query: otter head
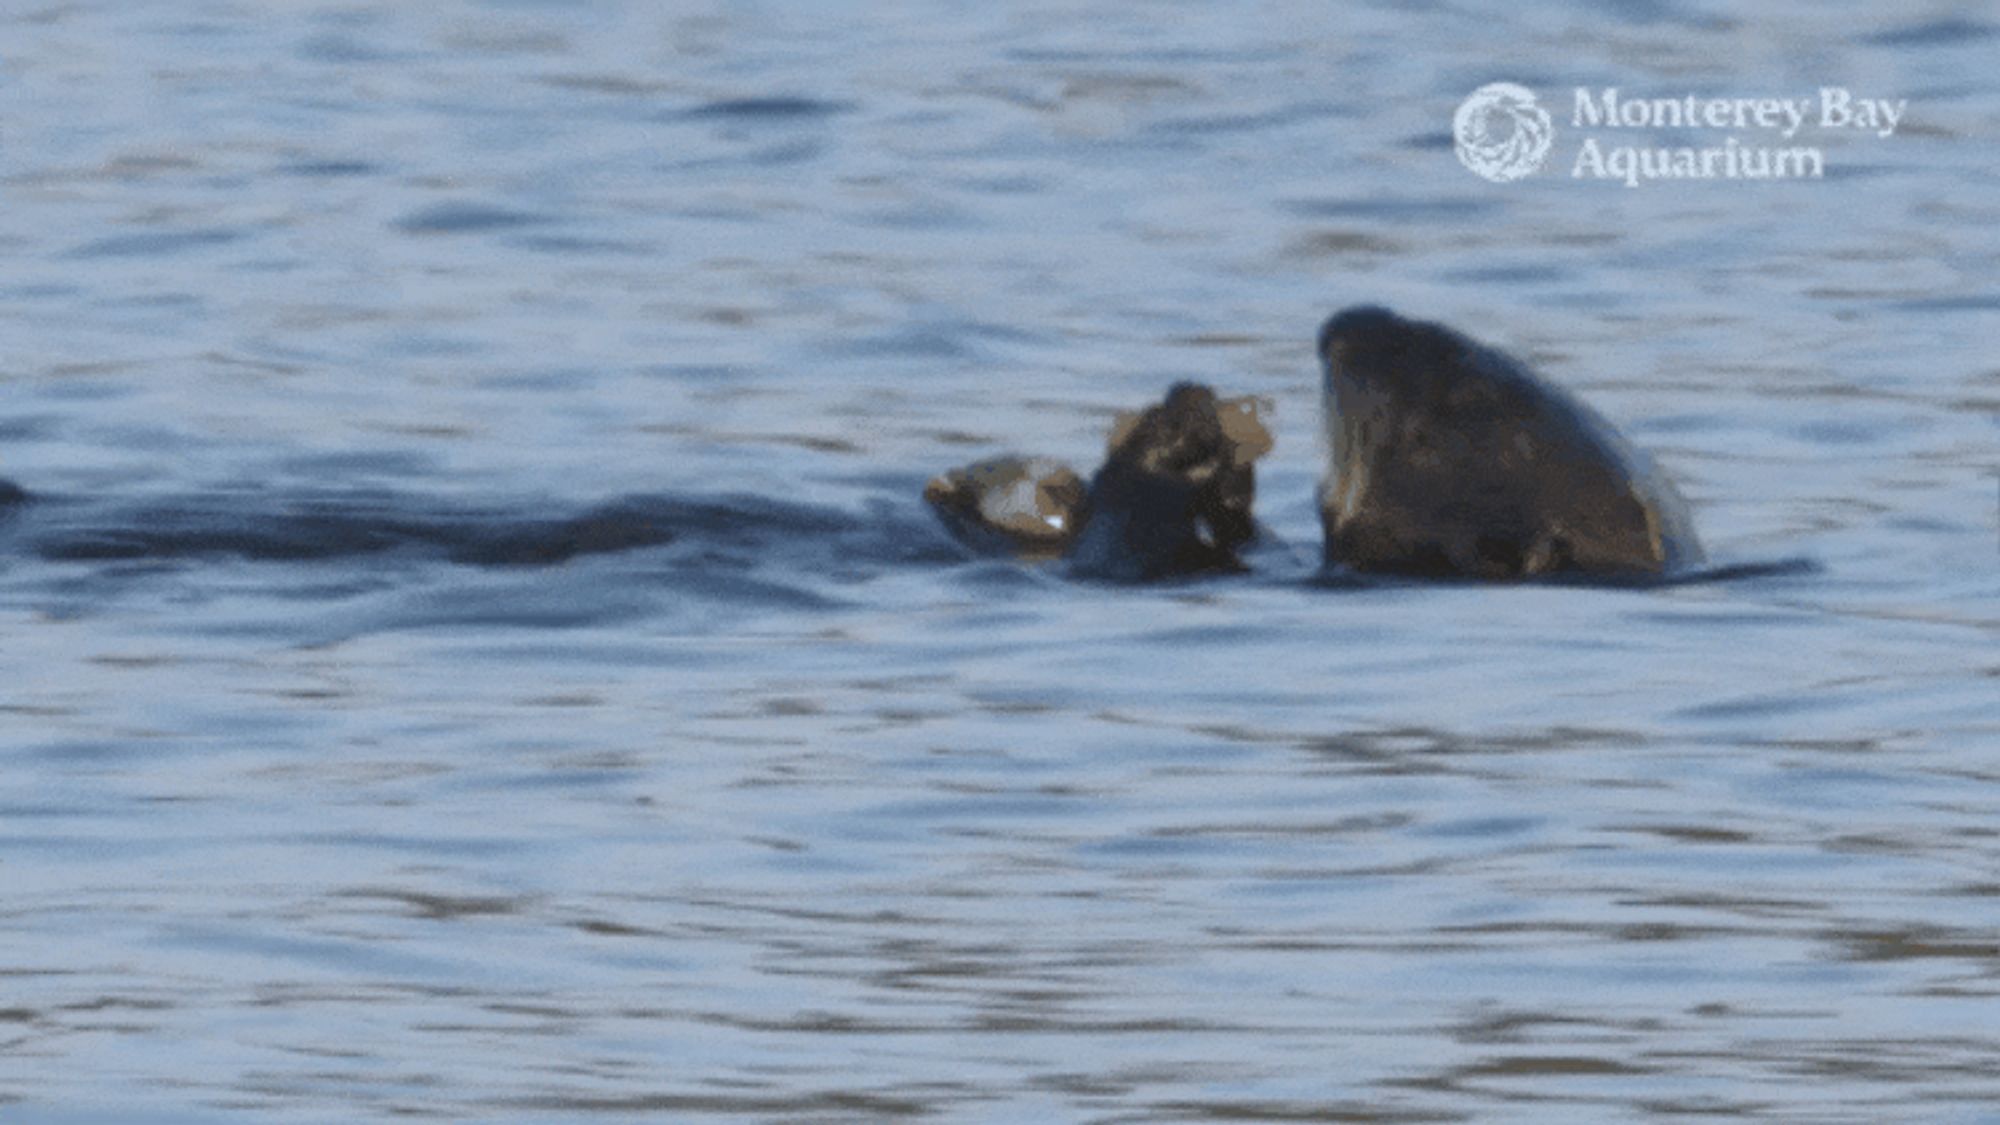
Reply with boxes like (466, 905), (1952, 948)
(1316, 305), (1474, 405)
(1106, 381), (1271, 552)
(1316, 304), (1408, 386)
(1106, 383), (1223, 476)
(1070, 382), (1272, 579)
(1106, 383), (1272, 477)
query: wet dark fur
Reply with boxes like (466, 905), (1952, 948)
(1317, 306), (1703, 581)
(1067, 382), (1261, 581)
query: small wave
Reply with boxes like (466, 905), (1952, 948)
(1304, 556), (1819, 591)
(683, 96), (851, 120)
(65, 229), (244, 258)
(393, 203), (549, 235)
(1866, 17), (1998, 47)
(277, 159), (379, 178)
(1657, 557), (1822, 585)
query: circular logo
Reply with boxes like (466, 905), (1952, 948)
(1454, 82), (1553, 182)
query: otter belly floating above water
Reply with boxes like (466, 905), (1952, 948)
(924, 383), (1273, 580)
(1316, 305), (1703, 581)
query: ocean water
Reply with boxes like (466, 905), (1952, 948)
(0, 2), (1995, 1122)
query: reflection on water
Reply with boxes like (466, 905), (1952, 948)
(0, 0), (1996, 1122)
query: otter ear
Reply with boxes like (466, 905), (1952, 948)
(1105, 408), (1141, 453)
(1216, 396), (1274, 463)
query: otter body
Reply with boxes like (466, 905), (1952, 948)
(1317, 306), (1702, 580)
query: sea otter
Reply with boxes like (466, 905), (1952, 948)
(924, 383), (1273, 579)
(1316, 305), (1703, 580)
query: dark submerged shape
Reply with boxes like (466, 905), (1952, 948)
(0, 479), (26, 509)
(923, 383), (1272, 580)
(1317, 305), (1702, 580)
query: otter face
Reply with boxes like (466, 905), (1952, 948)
(1317, 305), (1469, 403)
(1316, 304), (1406, 384)
(1316, 306), (1416, 514)
(1106, 382), (1225, 478)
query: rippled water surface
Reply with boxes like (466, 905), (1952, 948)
(1, 2), (1996, 1122)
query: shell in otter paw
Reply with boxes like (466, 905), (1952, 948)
(1316, 305), (1703, 580)
(923, 455), (1087, 560)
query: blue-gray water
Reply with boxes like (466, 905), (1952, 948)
(1, 2), (1996, 1122)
